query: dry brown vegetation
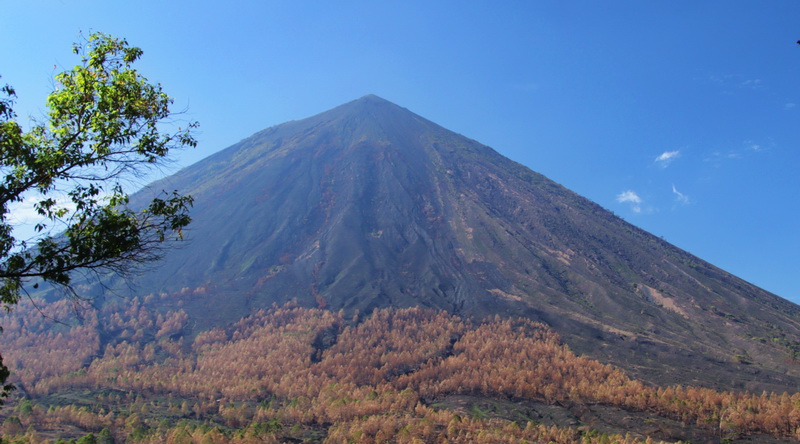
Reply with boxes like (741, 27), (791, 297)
(1, 297), (799, 443)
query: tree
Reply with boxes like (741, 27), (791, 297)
(0, 32), (198, 402)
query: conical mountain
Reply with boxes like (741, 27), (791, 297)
(123, 95), (800, 392)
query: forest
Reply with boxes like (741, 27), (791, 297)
(1, 293), (799, 443)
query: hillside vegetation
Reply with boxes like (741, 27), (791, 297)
(1, 297), (799, 443)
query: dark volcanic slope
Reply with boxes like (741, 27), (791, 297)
(124, 95), (800, 392)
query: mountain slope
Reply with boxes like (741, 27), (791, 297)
(114, 95), (800, 392)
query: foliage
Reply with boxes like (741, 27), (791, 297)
(2, 301), (800, 442)
(0, 32), (197, 403)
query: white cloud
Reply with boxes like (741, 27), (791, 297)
(7, 195), (45, 225)
(785, 102), (796, 110)
(616, 190), (642, 213)
(7, 192), (82, 241)
(671, 184), (690, 205)
(705, 140), (769, 163)
(655, 150), (680, 167)
(739, 78), (763, 89)
(706, 73), (767, 95)
(616, 190), (642, 204)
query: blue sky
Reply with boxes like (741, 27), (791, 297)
(2, 1), (799, 303)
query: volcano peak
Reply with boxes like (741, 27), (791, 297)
(111, 96), (800, 393)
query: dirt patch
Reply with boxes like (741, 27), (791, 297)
(639, 284), (689, 318)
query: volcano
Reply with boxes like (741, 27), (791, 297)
(113, 95), (800, 392)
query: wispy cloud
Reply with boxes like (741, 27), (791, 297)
(739, 78), (763, 90)
(707, 74), (765, 93)
(7, 191), (87, 241)
(655, 150), (680, 168)
(6, 195), (44, 225)
(706, 140), (767, 162)
(707, 73), (733, 85)
(616, 190), (642, 213)
(785, 102), (796, 110)
(709, 150), (741, 160)
(746, 142), (761, 152)
(671, 184), (690, 205)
